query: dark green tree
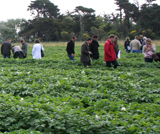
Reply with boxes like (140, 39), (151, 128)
(27, 0), (60, 19)
(140, 3), (160, 36)
(75, 6), (95, 37)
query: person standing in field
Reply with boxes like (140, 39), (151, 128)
(1, 38), (12, 58)
(12, 45), (23, 59)
(20, 39), (28, 58)
(142, 38), (156, 62)
(89, 35), (99, 61)
(66, 36), (77, 61)
(130, 36), (141, 53)
(113, 36), (119, 57)
(32, 39), (44, 59)
(81, 38), (92, 67)
(124, 37), (131, 53)
(139, 35), (144, 53)
(142, 36), (147, 50)
(104, 34), (118, 68)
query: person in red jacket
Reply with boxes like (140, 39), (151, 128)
(104, 34), (119, 68)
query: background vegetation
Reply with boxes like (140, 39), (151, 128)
(0, 0), (159, 43)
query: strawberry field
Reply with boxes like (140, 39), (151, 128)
(0, 41), (160, 134)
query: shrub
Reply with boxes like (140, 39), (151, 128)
(82, 33), (90, 40)
(142, 29), (156, 39)
(61, 31), (70, 41)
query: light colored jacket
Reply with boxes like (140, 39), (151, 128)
(142, 44), (156, 58)
(130, 39), (141, 50)
(32, 43), (44, 59)
(12, 46), (22, 54)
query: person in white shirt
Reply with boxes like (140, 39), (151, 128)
(32, 39), (44, 59)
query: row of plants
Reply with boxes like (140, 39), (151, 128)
(0, 44), (159, 133)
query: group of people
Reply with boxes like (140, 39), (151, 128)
(1, 34), (160, 66)
(124, 35), (159, 63)
(1, 39), (27, 59)
(1, 39), (44, 59)
(66, 34), (120, 68)
(66, 34), (160, 68)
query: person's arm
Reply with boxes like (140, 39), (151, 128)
(104, 42), (112, 57)
(82, 44), (90, 55)
(89, 43), (93, 58)
(71, 43), (75, 54)
(138, 41), (141, 49)
(23, 43), (28, 54)
(1, 44), (3, 55)
(142, 46), (147, 57)
(67, 42), (72, 54)
(151, 44), (156, 52)
(32, 45), (35, 56)
(10, 43), (12, 50)
(130, 42), (132, 50)
(41, 45), (44, 51)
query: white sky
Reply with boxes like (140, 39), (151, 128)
(0, 0), (160, 21)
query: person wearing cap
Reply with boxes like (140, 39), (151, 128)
(104, 34), (118, 68)
(80, 38), (92, 67)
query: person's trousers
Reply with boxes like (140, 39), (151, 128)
(3, 54), (10, 59)
(83, 61), (91, 67)
(145, 58), (153, 63)
(14, 51), (23, 59)
(68, 54), (74, 61)
(132, 50), (140, 54)
(106, 60), (118, 68)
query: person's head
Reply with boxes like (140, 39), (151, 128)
(93, 35), (98, 41)
(20, 39), (25, 44)
(8, 38), (12, 43)
(72, 36), (77, 42)
(35, 39), (40, 43)
(139, 35), (143, 39)
(114, 36), (119, 43)
(152, 53), (158, 60)
(109, 34), (115, 42)
(126, 37), (130, 41)
(86, 37), (92, 44)
(145, 38), (152, 45)
(135, 36), (139, 40)
(143, 36), (147, 40)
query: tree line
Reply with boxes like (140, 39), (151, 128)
(0, 0), (159, 42)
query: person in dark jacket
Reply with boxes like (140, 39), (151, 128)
(124, 37), (131, 53)
(21, 39), (28, 58)
(152, 52), (160, 62)
(12, 45), (23, 59)
(114, 36), (119, 57)
(139, 35), (144, 53)
(81, 38), (92, 67)
(66, 36), (77, 61)
(89, 35), (99, 60)
(1, 38), (12, 58)
(104, 34), (118, 68)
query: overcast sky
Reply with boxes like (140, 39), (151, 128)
(0, 0), (160, 21)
